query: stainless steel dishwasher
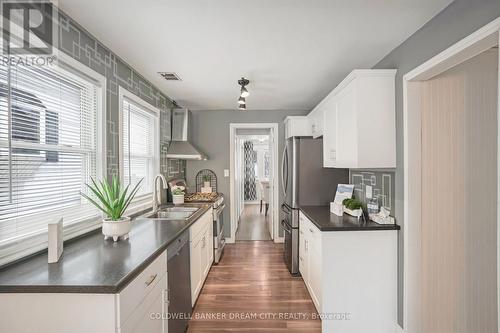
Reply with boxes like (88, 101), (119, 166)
(167, 230), (192, 333)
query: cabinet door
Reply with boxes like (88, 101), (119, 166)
(190, 237), (202, 306)
(308, 244), (322, 312)
(201, 231), (210, 277)
(207, 222), (214, 265)
(335, 81), (358, 167)
(322, 97), (337, 167)
(298, 228), (308, 279)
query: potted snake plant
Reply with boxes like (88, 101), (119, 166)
(80, 176), (142, 241)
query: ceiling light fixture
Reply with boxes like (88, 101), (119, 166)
(237, 77), (250, 110)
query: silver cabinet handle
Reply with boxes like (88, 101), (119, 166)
(281, 146), (287, 197)
(309, 228), (314, 234)
(305, 240), (308, 252)
(163, 288), (170, 305)
(145, 273), (158, 287)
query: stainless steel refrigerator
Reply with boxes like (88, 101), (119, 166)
(280, 137), (349, 275)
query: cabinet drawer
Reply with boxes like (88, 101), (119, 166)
(190, 209), (212, 241)
(118, 251), (167, 325)
(120, 274), (167, 333)
(300, 212), (321, 248)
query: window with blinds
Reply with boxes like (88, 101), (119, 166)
(0, 61), (104, 266)
(121, 95), (158, 199)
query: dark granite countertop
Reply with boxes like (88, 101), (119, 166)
(0, 204), (211, 294)
(300, 205), (400, 231)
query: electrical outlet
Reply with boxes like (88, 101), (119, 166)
(224, 169), (230, 177)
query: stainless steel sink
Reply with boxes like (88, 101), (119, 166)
(145, 207), (199, 220)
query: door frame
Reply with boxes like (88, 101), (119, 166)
(228, 123), (281, 243)
(402, 17), (500, 333)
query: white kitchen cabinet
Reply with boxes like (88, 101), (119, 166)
(320, 69), (396, 168)
(0, 250), (169, 333)
(307, 96), (331, 138)
(190, 234), (203, 305)
(299, 211), (397, 333)
(189, 208), (214, 306)
(299, 213), (322, 312)
(284, 116), (312, 139)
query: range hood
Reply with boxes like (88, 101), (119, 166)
(167, 109), (208, 160)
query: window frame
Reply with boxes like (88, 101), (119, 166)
(118, 87), (160, 214)
(0, 52), (107, 267)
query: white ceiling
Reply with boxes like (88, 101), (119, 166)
(58, 0), (452, 111)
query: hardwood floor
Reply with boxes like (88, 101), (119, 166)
(188, 241), (321, 332)
(235, 204), (272, 241)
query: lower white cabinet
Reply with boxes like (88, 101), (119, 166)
(299, 211), (397, 333)
(0, 250), (169, 333)
(299, 213), (322, 312)
(190, 208), (214, 306)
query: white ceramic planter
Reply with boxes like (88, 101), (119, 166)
(343, 207), (363, 218)
(204, 181), (211, 188)
(102, 217), (131, 242)
(172, 194), (185, 205)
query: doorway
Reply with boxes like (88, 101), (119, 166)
(235, 134), (272, 240)
(229, 123), (280, 243)
(403, 19), (500, 333)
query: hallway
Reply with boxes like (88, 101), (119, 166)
(235, 204), (272, 241)
(188, 241), (321, 332)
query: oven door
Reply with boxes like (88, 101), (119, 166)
(213, 204), (225, 263)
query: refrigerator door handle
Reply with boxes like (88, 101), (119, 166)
(281, 219), (292, 233)
(281, 145), (288, 197)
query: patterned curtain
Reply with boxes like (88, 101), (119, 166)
(243, 141), (257, 201)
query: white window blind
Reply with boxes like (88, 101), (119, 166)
(0, 62), (103, 265)
(121, 97), (158, 198)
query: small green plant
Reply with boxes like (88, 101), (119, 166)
(342, 197), (363, 210)
(202, 175), (211, 182)
(171, 185), (185, 195)
(80, 176), (143, 221)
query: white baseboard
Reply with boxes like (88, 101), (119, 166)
(226, 237), (235, 244)
(274, 237), (284, 244)
(395, 323), (404, 333)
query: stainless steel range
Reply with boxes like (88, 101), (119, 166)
(168, 179), (226, 264)
(184, 192), (225, 264)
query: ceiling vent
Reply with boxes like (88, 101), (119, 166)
(158, 72), (181, 81)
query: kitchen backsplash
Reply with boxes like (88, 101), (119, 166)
(57, 8), (175, 180)
(166, 159), (187, 181)
(350, 170), (395, 217)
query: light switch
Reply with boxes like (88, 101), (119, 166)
(365, 185), (373, 199)
(224, 169), (230, 177)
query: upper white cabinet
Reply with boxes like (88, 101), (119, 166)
(307, 105), (325, 138)
(318, 69), (396, 168)
(284, 116), (312, 139)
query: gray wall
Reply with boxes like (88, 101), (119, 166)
(371, 0), (500, 326)
(186, 110), (308, 237)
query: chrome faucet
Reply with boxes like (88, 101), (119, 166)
(152, 174), (168, 212)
